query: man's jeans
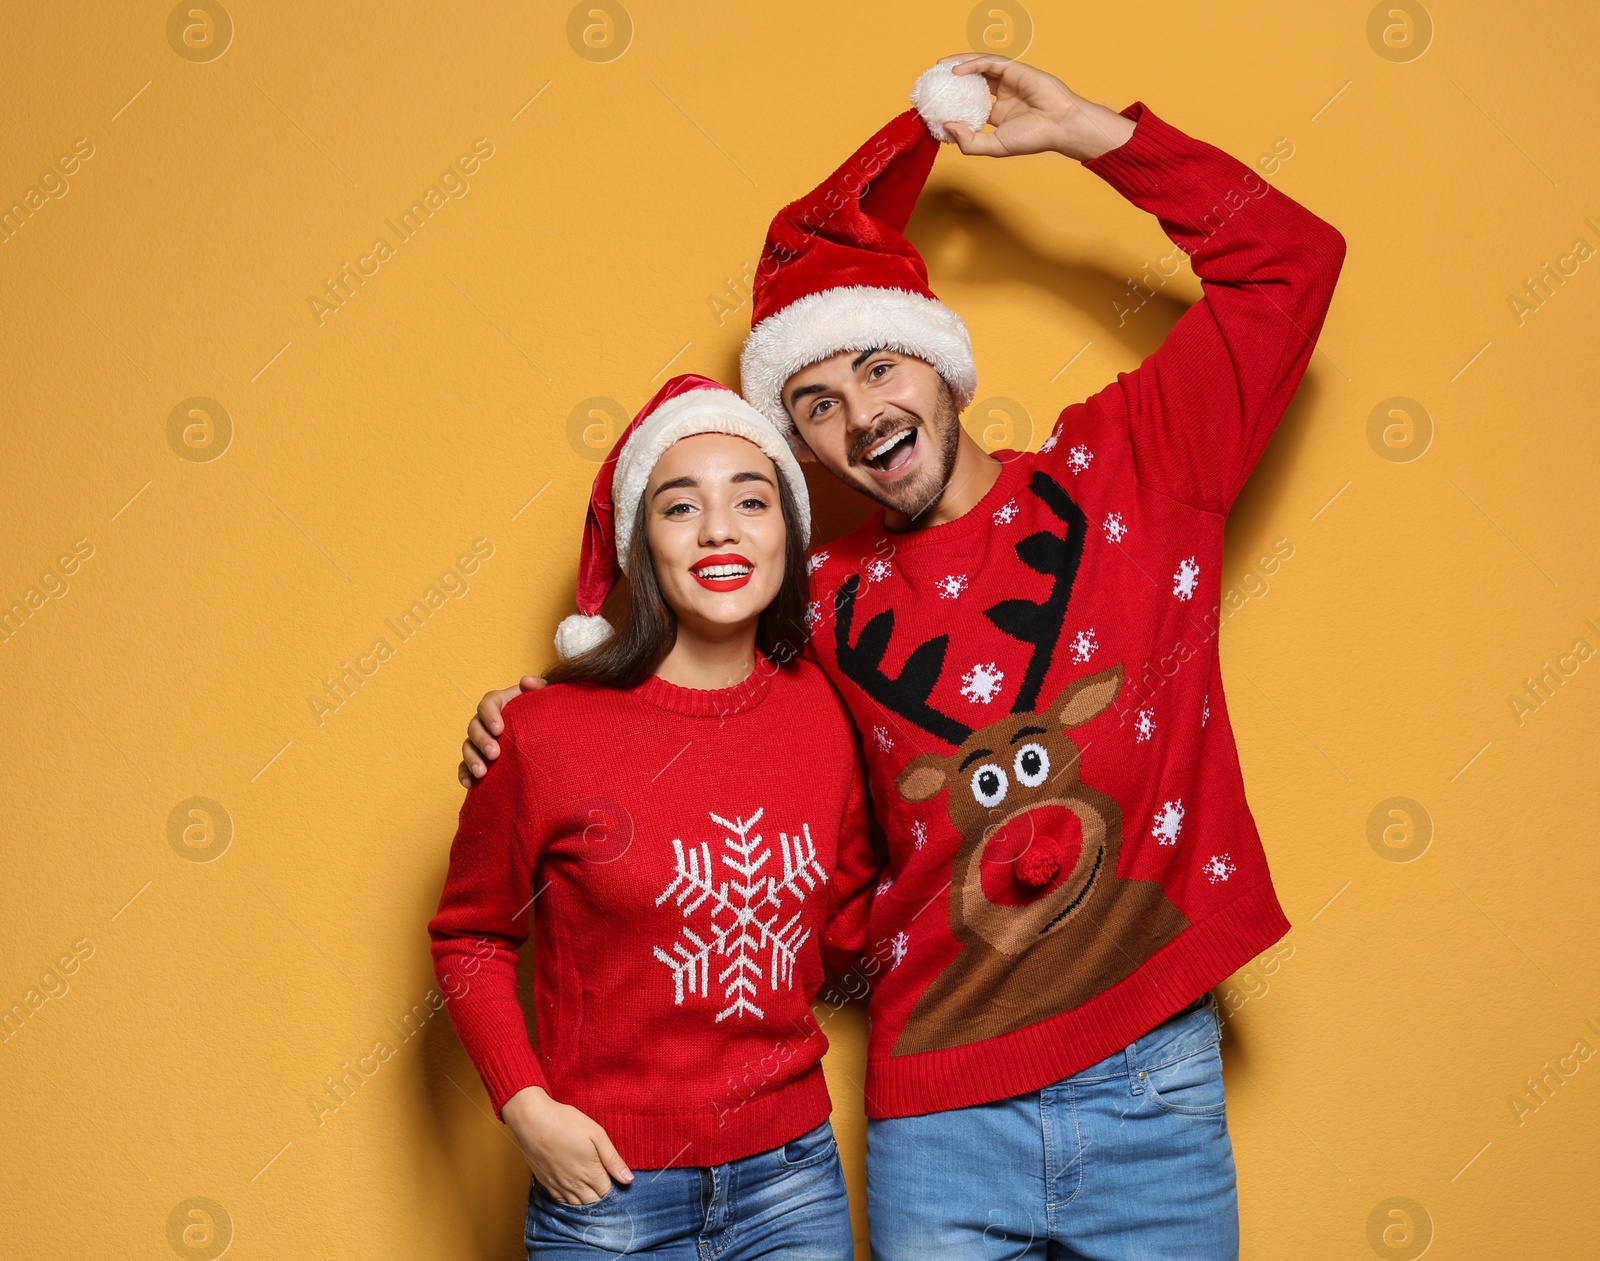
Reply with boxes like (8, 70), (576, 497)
(522, 1118), (852, 1258)
(867, 992), (1239, 1261)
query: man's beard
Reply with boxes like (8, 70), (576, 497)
(847, 385), (962, 522)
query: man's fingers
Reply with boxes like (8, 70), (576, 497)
(467, 716), (500, 761)
(520, 675), (547, 692)
(944, 121), (1006, 157)
(457, 761), (474, 789)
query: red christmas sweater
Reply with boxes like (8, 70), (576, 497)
(802, 101), (1347, 1118)
(426, 657), (878, 1167)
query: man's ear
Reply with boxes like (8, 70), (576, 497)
(896, 754), (949, 803)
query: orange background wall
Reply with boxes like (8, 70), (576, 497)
(3, 2), (1597, 1258)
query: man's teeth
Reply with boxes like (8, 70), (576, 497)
(695, 564), (751, 578)
(866, 429), (913, 463)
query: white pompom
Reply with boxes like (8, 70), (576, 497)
(910, 62), (994, 142)
(554, 613), (613, 660)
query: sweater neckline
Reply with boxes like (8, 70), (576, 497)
(863, 452), (1031, 553)
(630, 651), (776, 717)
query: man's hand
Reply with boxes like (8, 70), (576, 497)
(502, 1086), (634, 1204)
(458, 676), (545, 787)
(935, 53), (1137, 163)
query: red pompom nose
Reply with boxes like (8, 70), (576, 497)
(1015, 845), (1062, 888)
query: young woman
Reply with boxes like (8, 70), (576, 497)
(428, 373), (878, 1260)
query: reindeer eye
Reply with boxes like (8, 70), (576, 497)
(970, 764), (1008, 809)
(1014, 743), (1050, 788)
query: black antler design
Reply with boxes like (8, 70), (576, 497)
(983, 471), (1087, 713)
(833, 575), (974, 747)
(831, 471), (1088, 745)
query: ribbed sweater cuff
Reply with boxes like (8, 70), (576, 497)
(1080, 101), (1195, 198)
(477, 1040), (548, 1122)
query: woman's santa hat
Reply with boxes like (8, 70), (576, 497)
(739, 62), (994, 451)
(554, 373), (811, 659)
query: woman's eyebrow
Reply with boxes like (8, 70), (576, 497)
(651, 475), (698, 499)
(731, 471), (776, 486)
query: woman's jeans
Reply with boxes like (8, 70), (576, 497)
(523, 1118), (852, 1258)
(867, 992), (1239, 1261)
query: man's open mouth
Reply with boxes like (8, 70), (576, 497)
(858, 426), (918, 481)
(690, 553), (754, 591)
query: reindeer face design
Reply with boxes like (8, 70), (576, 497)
(894, 665), (1124, 956)
(831, 469), (1190, 1053)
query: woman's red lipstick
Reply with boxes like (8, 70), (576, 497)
(690, 552), (754, 592)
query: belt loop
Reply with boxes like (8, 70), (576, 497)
(1125, 1038), (1146, 1095)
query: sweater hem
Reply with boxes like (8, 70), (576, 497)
(569, 1065), (834, 1169)
(860, 879), (1292, 1118)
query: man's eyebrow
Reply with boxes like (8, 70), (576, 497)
(787, 348), (892, 408)
(958, 747), (994, 771)
(1009, 726), (1049, 744)
(651, 475), (698, 499)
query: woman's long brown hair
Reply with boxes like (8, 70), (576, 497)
(545, 468), (811, 689)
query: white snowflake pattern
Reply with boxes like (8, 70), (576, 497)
(1203, 852), (1237, 884)
(871, 725), (894, 753)
(1103, 512), (1128, 543)
(804, 599), (823, 631)
(1172, 556), (1200, 601)
(876, 874), (895, 896)
(1151, 800), (1185, 845)
(864, 556), (893, 583)
(889, 931), (909, 970)
(993, 499), (1020, 525)
(911, 820), (928, 850)
(1134, 708), (1157, 743)
(937, 573), (969, 599)
(1069, 627), (1099, 663)
(806, 550), (830, 575)
(1066, 444), (1094, 473)
(960, 662), (1006, 704)
(1202, 694), (1211, 728)
(1039, 425), (1063, 454)
(652, 809), (828, 1022)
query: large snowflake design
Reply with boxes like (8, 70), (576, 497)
(864, 556), (893, 583)
(1103, 512), (1128, 543)
(993, 498), (1020, 525)
(1134, 707), (1157, 743)
(1152, 799), (1185, 845)
(1069, 627), (1099, 663)
(806, 550), (830, 575)
(871, 725), (894, 753)
(937, 574), (969, 599)
(1172, 556), (1200, 600)
(652, 809), (828, 1022)
(911, 819), (928, 850)
(961, 662), (1006, 704)
(1066, 444), (1094, 473)
(1203, 852), (1237, 884)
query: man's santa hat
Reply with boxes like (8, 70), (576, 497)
(554, 373), (811, 659)
(739, 62), (994, 450)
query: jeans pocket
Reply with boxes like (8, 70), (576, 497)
(531, 1173), (620, 1213)
(779, 1119), (839, 1168)
(1145, 1037), (1228, 1117)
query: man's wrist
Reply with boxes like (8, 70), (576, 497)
(1054, 99), (1138, 162)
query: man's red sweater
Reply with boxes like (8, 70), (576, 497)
(427, 658), (877, 1168)
(802, 101), (1347, 1118)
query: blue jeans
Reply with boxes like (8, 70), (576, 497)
(523, 1118), (853, 1258)
(867, 993), (1239, 1260)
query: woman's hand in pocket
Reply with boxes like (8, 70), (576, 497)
(502, 1086), (634, 1204)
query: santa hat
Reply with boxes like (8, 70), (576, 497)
(739, 62), (994, 450)
(554, 373), (812, 659)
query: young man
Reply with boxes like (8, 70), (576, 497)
(456, 53), (1345, 1260)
